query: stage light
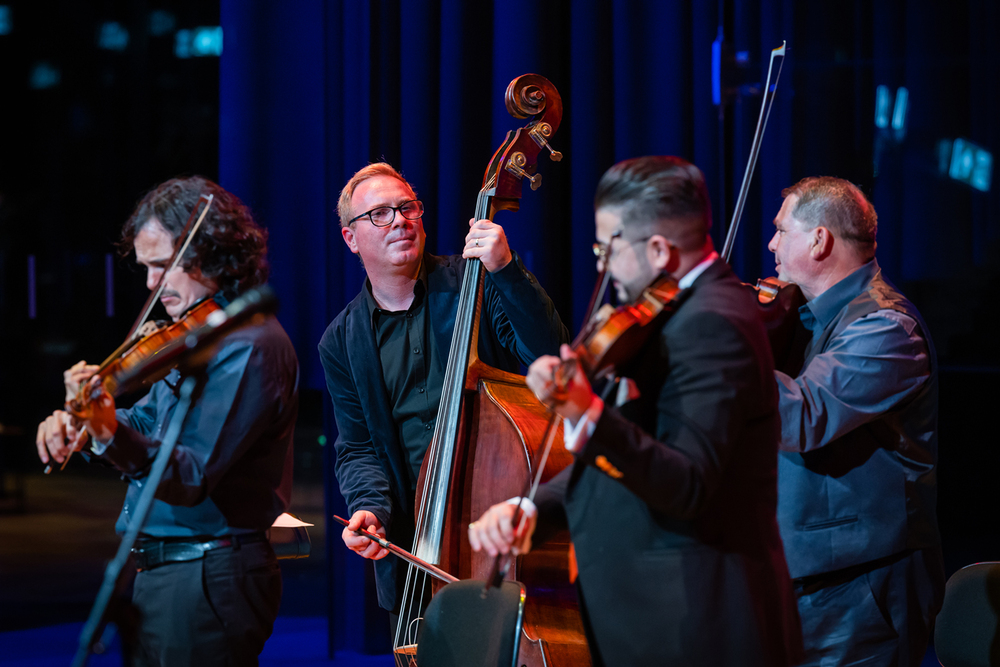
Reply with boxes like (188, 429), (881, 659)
(875, 85), (891, 129)
(29, 62), (60, 89)
(149, 10), (175, 37)
(941, 138), (993, 193)
(191, 26), (222, 56)
(98, 21), (129, 51)
(891, 86), (908, 137)
(175, 29), (191, 58)
(175, 26), (222, 58)
(0, 6), (11, 36)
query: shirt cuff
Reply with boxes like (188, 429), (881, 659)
(504, 496), (538, 518)
(89, 435), (113, 456)
(562, 394), (604, 453)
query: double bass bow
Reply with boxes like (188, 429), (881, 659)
(393, 74), (590, 667)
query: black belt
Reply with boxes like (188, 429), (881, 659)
(132, 531), (268, 572)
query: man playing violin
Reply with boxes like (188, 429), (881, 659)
(35, 177), (299, 667)
(768, 177), (944, 666)
(318, 162), (568, 618)
(469, 156), (802, 666)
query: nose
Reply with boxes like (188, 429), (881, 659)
(767, 231), (779, 253)
(147, 268), (163, 291)
(390, 209), (411, 228)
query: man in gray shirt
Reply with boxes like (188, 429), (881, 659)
(769, 176), (944, 666)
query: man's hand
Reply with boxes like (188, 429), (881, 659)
(73, 378), (118, 443)
(36, 410), (88, 466)
(463, 218), (513, 273)
(64, 360), (99, 403)
(526, 345), (594, 423)
(342, 510), (390, 560)
(468, 500), (536, 557)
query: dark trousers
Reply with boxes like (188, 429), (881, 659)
(794, 547), (945, 667)
(131, 540), (282, 667)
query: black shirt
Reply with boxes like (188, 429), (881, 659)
(365, 270), (444, 486)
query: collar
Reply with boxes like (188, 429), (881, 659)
(364, 258), (428, 325)
(678, 251), (719, 289)
(800, 258), (880, 331)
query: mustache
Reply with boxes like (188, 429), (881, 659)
(160, 290), (180, 299)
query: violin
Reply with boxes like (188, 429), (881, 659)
(45, 194), (216, 473)
(484, 272), (688, 593)
(67, 298), (222, 417)
(573, 274), (685, 379)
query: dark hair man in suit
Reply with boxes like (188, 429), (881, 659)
(769, 177), (944, 666)
(318, 163), (568, 618)
(469, 156), (802, 666)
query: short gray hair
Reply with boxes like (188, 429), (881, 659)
(782, 177), (877, 259)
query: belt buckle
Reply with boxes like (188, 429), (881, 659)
(131, 545), (148, 572)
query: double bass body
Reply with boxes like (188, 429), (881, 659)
(428, 359), (591, 665)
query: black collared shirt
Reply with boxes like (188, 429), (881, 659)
(365, 271), (444, 486)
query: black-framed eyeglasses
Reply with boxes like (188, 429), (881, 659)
(349, 199), (424, 227)
(592, 231), (622, 262)
(592, 231), (654, 262)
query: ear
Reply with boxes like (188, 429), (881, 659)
(810, 226), (834, 260)
(341, 225), (359, 255)
(647, 235), (681, 274)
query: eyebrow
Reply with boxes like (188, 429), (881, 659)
(138, 255), (172, 268)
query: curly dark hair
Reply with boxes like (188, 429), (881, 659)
(119, 176), (269, 299)
(781, 176), (877, 260)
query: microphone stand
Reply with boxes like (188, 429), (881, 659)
(71, 372), (202, 667)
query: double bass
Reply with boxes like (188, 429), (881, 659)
(393, 74), (590, 666)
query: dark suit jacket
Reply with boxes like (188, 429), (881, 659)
(319, 252), (568, 609)
(535, 261), (802, 666)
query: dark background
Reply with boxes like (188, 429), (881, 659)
(0, 0), (997, 658)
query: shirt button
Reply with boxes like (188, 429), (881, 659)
(419, 387), (425, 393)
(425, 424), (432, 431)
(413, 347), (420, 353)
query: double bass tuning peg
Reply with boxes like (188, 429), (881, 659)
(506, 152), (543, 191)
(530, 122), (563, 162)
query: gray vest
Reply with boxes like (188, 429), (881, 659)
(777, 270), (940, 579)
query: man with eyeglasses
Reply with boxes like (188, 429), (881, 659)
(318, 162), (568, 619)
(468, 156), (802, 665)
